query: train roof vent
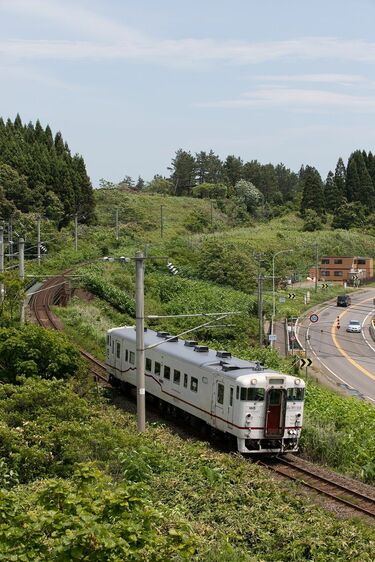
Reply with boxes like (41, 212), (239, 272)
(194, 345), (209, 353)
(252, 361), (265, 371)
(166, 335), (178, 342)
(216, 350), (231, 359)
(157, 331), (170, 338)
(222, 364), (240, 371)
(184, 340), (198, 347)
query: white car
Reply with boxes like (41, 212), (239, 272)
(346, 320), (362, 333)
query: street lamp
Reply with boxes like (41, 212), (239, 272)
(271, 249), (293, 347)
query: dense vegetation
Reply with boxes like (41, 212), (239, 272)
(0, 115), (95, 226)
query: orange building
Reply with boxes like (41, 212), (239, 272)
(309, 256), (374, 283)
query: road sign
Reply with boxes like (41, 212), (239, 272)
(309, 313), (319, 323)
(321, 283), (329, 289)
(300, 358), (312, 368)
(268, 334), (277, 342)
(288, 293), (296, 299)
(279, 296), (286, 303)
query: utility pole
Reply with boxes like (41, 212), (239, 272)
(37, 216), (41, 266)
(19, 238), (25, 323)
(257, 272), (263, 346)
(115, 208), (119, 241)
(74, 214), (78, 252)
(135, 251), (146, 432)
(160, 205), (164, 239)
(8, 216), (13, 266)
(314, 242), (319, 293)
(0, 226), (4, 302)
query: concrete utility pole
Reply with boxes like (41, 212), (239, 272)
(37, 216), (41, 266)
(8, 216), (13, 265)
(271, 249), (293, 348)
(314, 242), (319, 293)
(19, 238), (25, 323)
(135, 251), (146, 432)
(74, 214), (78, 252)
(0, 226), (4, 301)
(257, 272), (263, 347)
(160, 205), (164, 238)
(115, 208), (119, 241)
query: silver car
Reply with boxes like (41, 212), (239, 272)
(346, 320), (362, 333)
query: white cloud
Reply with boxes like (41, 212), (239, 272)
(252, 74), (366, 86)
(197, 87), (375, 111)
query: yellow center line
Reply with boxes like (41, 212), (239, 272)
(331, 295), (375, 380)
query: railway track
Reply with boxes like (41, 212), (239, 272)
(259, 456), (375, 520)
(30, 274), (109, 383)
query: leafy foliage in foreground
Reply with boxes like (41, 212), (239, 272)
(0, 377), (375, 560)
(79, 266), (136, 316)
(0, 324), (82, 383)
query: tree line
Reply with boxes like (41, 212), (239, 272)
(0, 115), (95, 227)
(110, 147), (375, 229)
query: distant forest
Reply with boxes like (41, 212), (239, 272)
(0, 115), (95, 227)
(107, 148), (375, 231)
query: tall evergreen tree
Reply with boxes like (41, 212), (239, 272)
(223, 155), (243, 187)
(324, 171), (340, 212)
(333, 157), (346, 203)
(345, 156), (360, 202)
(300, 166), (325, 216)
(352, 151), (375, 210)
(168, 149), (196, 195)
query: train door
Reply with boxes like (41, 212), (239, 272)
(227, 385), (234, 429)
(212, 379), (225, 429)
(264, 389), (286, 437)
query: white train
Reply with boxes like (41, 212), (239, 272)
(106, 326), (305, 454)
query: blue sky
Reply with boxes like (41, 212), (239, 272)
(1, 0), (375, 186)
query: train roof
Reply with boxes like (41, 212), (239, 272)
(108, 326), (301, 384)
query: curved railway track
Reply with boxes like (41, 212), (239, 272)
(258, 456), (375, 520)
(30, 274), (108, 383)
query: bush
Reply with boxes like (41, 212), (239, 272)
(0, 324), (82, 383)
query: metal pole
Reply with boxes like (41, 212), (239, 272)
(19, 238), (25, 323)
(37, 216), (41, 266)
(115, 208), (119, 241)
(74, 214), (78, 252)
(160, 205), (163, 238)
(0, 226), (3, 302)
(315, 242), (319, 293)
(135, 250), (146, 432)
(271, 255), (276, 347)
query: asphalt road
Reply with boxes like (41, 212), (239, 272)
(296, 288), (375, 404)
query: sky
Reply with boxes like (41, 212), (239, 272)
(1, 0), (375, 186)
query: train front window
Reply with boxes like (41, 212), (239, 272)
(129, 351), (135, 365)
(240, 388), (264, 401)
(287, 388), (304, 401)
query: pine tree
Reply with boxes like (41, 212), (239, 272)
(345, 155), (360, 202)
(324, 171), (340, 212)
(353, 151), (375, 210)
(168, 149), (196, 195)
(333, 157), (346, 204)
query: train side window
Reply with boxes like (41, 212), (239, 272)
(146, 358), (152, 371)
(183, 373), (188, 388)
(155, 362), (161, 375)
(164, 365), (171, 380)
(191, 377), (198, 392)
(230, 387), (233, 406)
(287, 388), (304, 401)
(125, 349), (129, 362)
(217, 383), (224, 404)
(129, 351), (135, 365)
(173, 369), (181, 385)
(116, 342), (121, 359)
(111, 341), (114, 353)
(107, 335), (110, 345)
(236, 386), (239, 400)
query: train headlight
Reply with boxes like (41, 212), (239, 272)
(251, 378), (257, 385)
(294, 378), (301, 385)
(288, 429), (297, 435)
